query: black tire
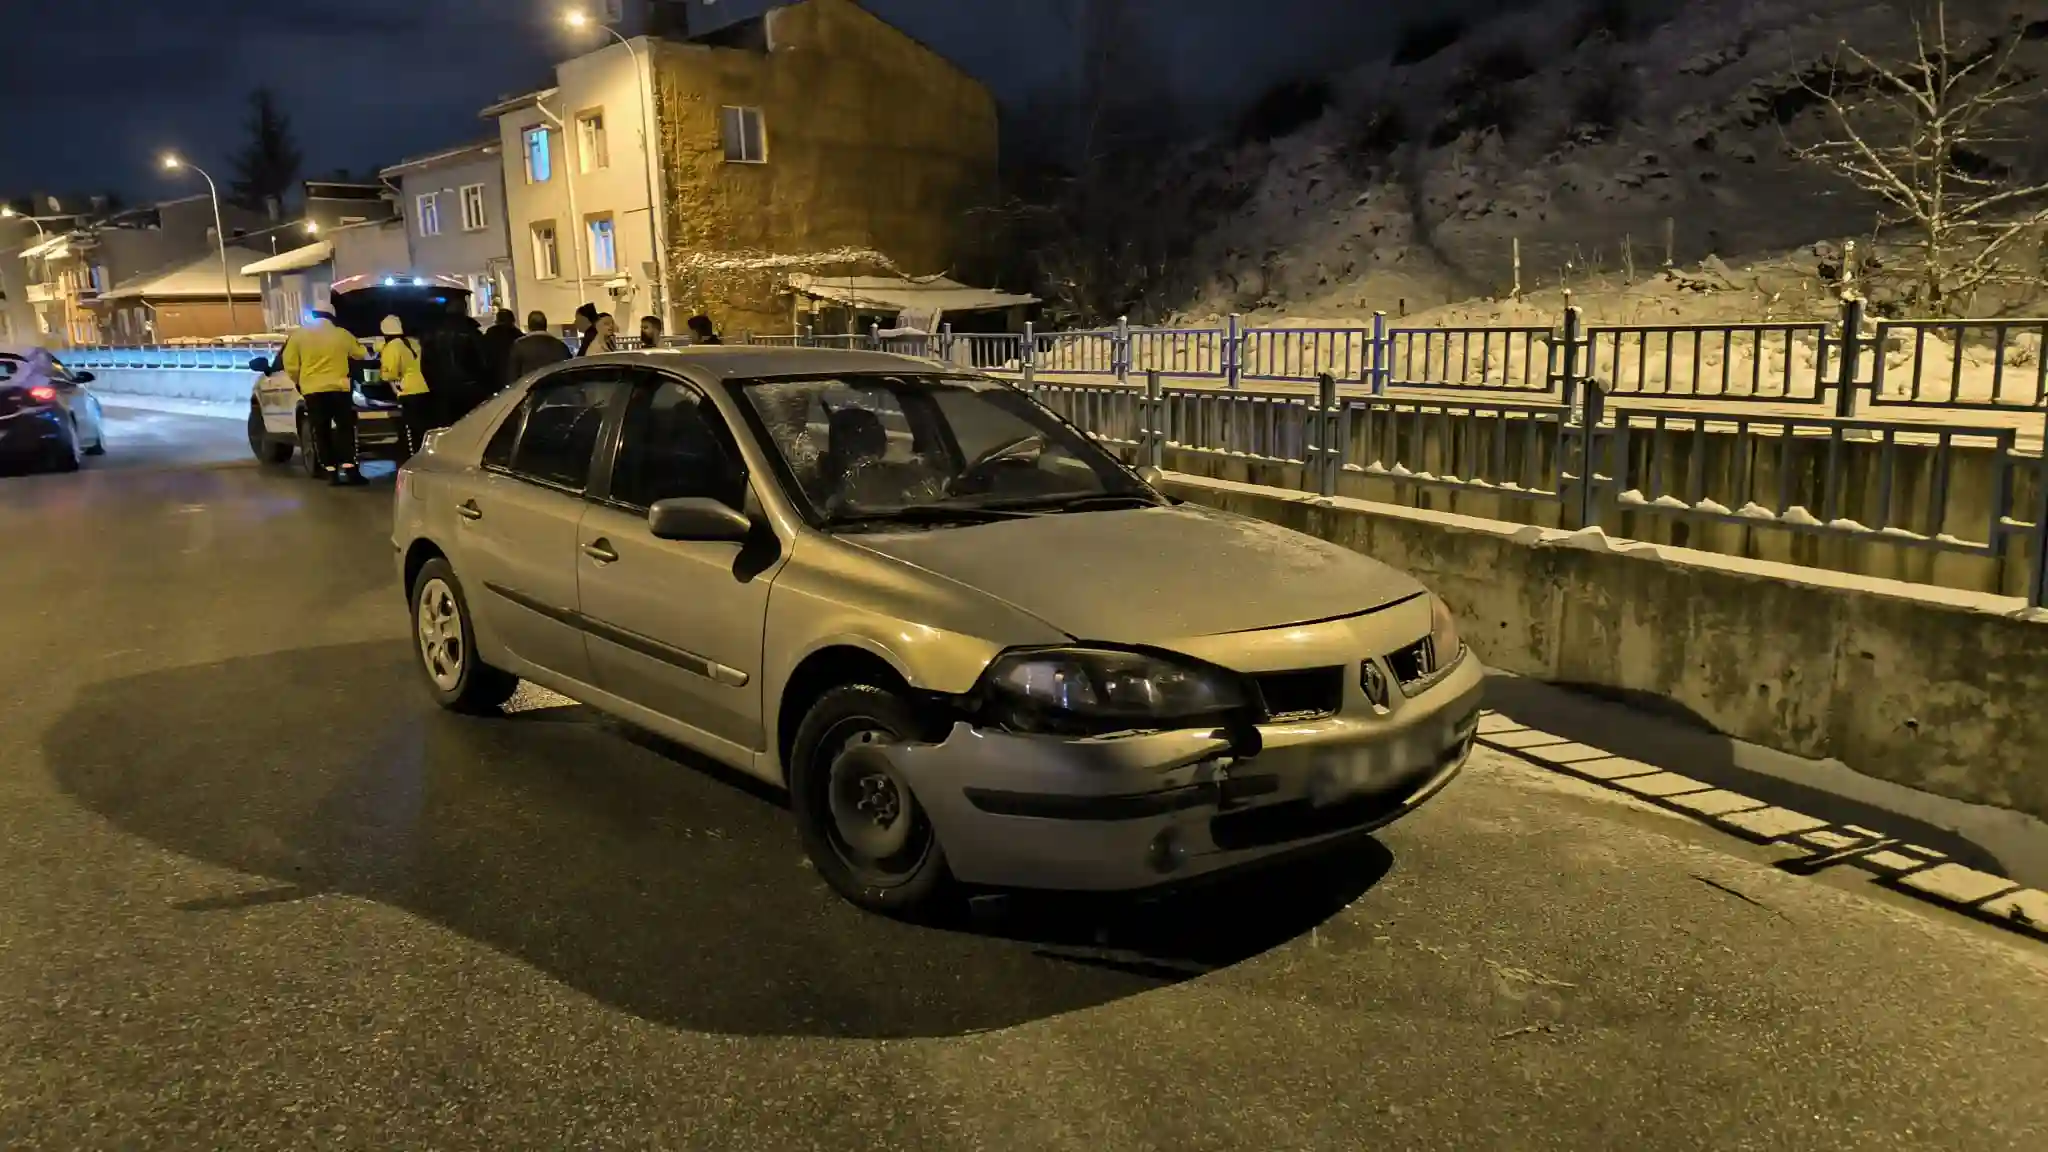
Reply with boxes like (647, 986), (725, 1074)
(408, 558), (518, 715)
(47, 423), (81, 473)
(788, 682), (954, 918)
(248, 403), (291, 464)
(297, 409), (324, 478)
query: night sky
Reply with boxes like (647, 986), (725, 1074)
(2, 0), (1395, 201)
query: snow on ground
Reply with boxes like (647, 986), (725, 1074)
(1163, 0), (2048, 348)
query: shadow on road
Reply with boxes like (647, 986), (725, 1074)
(1484, 674), (2012, 878)
(44, 640), (1391, 1040)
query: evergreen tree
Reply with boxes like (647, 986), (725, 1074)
(228, 88), (303, 214)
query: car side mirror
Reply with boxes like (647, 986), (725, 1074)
(248, 356), (271, 373)
(648, 496), (751, 543)
(68, 370), (94, 384)
(1137, 465), (1165, 486)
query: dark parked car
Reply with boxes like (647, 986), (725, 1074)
(0, 346), (107, 473)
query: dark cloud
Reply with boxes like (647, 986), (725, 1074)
(6, 0), (1413, 198)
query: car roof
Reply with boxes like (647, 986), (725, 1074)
(575, 346), (962, 381)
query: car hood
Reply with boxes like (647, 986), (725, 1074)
(845, 502), (1424, 643)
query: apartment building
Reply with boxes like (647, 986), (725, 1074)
(381, 141), (514, 317)
(485, 0), (997, 336)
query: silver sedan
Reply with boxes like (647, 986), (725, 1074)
(391, 347), (1483, 917)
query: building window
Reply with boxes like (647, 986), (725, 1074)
(586, 215), (617, 275)
(524, 127), (553, 184)
(576, 112), (609, 173)
(531, 222), (560, 280)
(459, 184), (488, 232)
(721, 106), (767, 163)
(416, 193), (441, 237)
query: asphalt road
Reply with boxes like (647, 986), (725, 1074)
(3, 406), (2046, 1150)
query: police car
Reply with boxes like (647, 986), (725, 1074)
(246, 273), (472, 476)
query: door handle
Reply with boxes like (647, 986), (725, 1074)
(583, 538), (619, 564)
(456, 500), (483, 521)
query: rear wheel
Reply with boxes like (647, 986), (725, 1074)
(297, 409), (324, 478)
(46, 420), (81, 473)
(248, 403), (291, 464)
(409, 558), (518, 714)
(788, 683), (953, 918)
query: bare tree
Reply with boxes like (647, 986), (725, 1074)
(1790, 1), (2048, 313)
(987, 0), (1196, 326)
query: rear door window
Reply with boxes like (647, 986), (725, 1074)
(502, 372), (625, 491)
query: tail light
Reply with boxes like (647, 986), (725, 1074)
(26, 385), (57, 403)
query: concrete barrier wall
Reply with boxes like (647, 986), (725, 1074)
(1160, 472), (2048, 823)
(1151, 417), (2043, 602)
(83, 368), (252, 405)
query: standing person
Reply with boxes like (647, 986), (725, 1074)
(638, 314), (664, 349)
(585, 313), (620, 355)
(508, 310), (573, 382)
(480, 309), (520, 395)
(281, 309), (366, 486)
(687, 314), (722, 345)
(573, 302), (600, 356)
(424, 302), (488, 424)
(380, 315), (432, 457)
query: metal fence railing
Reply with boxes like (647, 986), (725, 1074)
(54, 299), (2048, 606)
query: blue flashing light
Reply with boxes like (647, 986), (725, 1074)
(382, 276), (396, 286)
(413, 276), (427, 286)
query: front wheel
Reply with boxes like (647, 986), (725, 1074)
(249, 403), (292, 464)
(788, 683), (953, 918)
(409, 558), (518, 714)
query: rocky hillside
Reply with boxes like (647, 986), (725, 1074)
(1164, 0), (2048, 329)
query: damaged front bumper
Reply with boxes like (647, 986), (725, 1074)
(888, 655), (1487, 892)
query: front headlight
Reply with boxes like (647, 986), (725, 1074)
(978, 646), (1249, 735)
(1428, 594), (1464, 662)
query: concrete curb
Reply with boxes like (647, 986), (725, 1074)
(97, 392), (244, 421)
(1475, 712), (2048, 943)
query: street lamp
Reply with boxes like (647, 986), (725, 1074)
(161, 153), (241, 334)
(1, 205), (47, 240)
(566, 8), (671, 325)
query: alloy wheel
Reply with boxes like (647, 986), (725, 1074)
(415, 577), (467, 692)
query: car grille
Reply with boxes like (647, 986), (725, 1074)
(1251, 667), (1344, 722)
(1384, 636), (1443, 692)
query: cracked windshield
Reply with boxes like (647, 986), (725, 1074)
(737, 374), (1154, 523)
(4, 0), (2046, 1147)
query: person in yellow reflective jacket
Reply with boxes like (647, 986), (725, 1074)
(282, 309), (367, 485)
(380, 314), (432, 458)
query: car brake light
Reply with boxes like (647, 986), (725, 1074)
(27, 385), (57, 403)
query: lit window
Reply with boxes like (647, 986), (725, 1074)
(459, 184), (488, 231)
(586, 215), (617, 275)
(524, 127), (552, 184)
(720, 106), (766, 163)
(416, 193), (441, 237)
(577, 112), (609, 173)
(532, 222), (559, 280)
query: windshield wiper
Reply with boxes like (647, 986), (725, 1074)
(822, 502), (1045, 530)
(983, 492), (1165, 514)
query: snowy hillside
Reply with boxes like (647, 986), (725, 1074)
(1166, 0), (2048, 328)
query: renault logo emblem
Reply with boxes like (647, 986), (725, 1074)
(1359, 660), (1389, 708)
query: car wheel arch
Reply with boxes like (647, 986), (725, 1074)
(402, 538), (448, 599)
(774, 642), (951, 784)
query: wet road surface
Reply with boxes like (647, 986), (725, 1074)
(2, 407), (2045, 1150)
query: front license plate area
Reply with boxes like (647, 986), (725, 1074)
(1306, 737), (1435, 806)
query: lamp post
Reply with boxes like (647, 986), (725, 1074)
(161, 153), (241, 334)
(567, 9), (671, 325)
(1, 205), (48, 240)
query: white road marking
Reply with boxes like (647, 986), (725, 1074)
(1474, 711), (2048, 945)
